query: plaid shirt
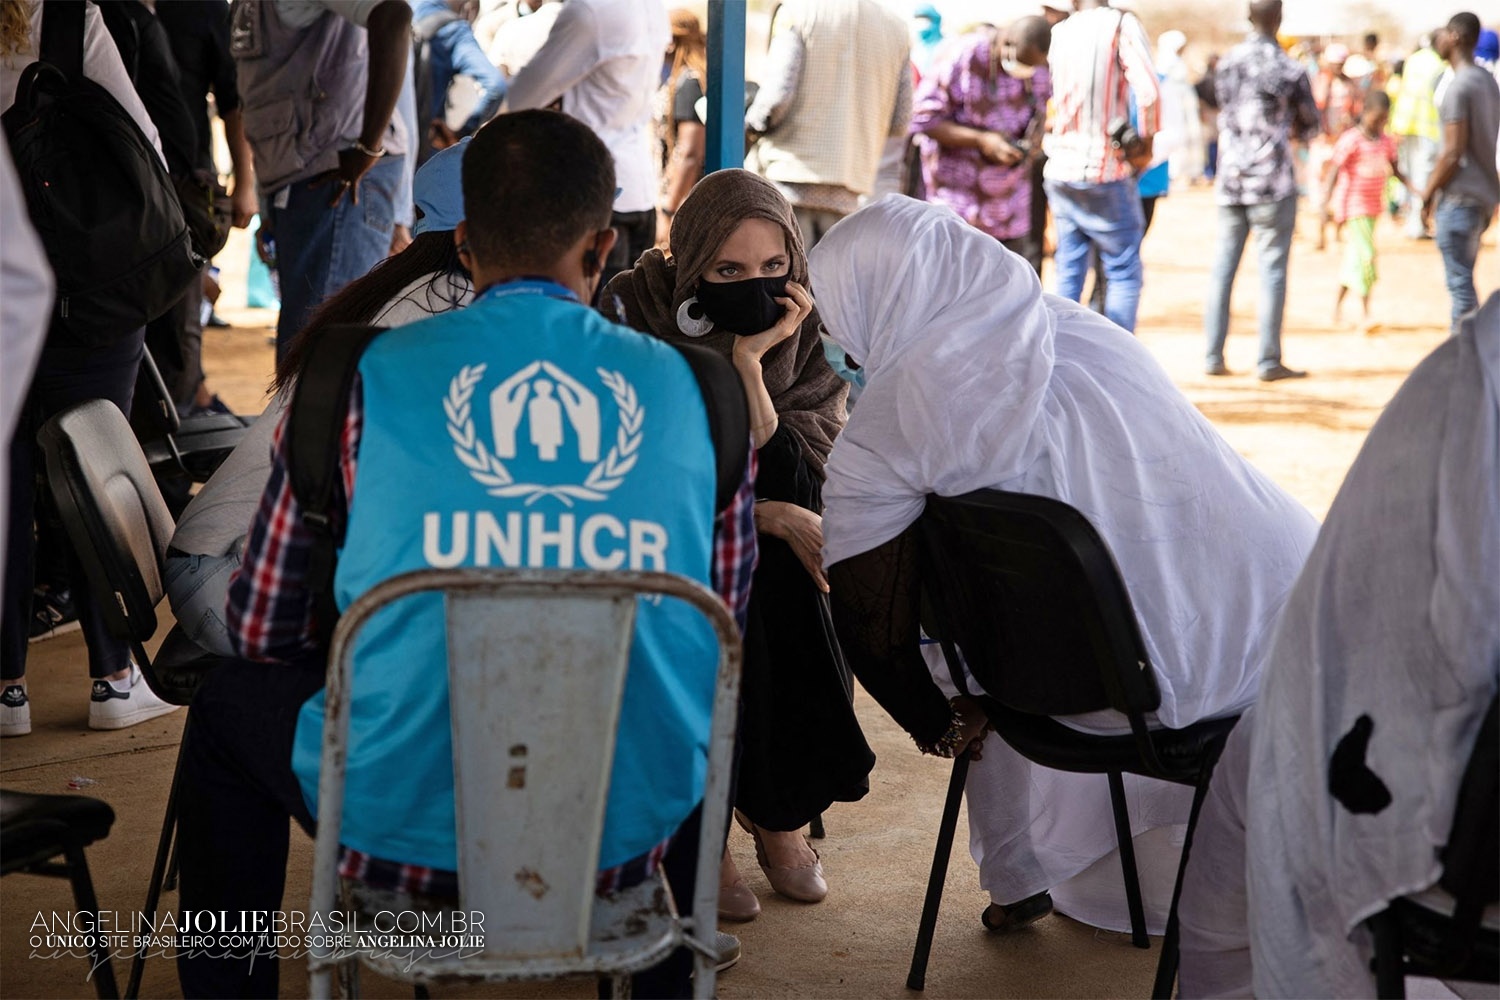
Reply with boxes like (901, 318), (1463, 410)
(226, 377), (758, 898)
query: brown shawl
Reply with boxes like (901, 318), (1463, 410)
(602, 169), (847, 477)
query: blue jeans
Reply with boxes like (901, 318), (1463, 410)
(1203, 194), (1298, 373)
(1434, 197), (1493, 331)
(164, 551), (242, 658)
(1045, 178), (1145, 332)
(269, 154), (404, 359)
(428, 20), (507, 134)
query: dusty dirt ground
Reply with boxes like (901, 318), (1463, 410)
(1, 186), (1495, 999)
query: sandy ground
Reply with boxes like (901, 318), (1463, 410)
(1, 185), (1495, 999)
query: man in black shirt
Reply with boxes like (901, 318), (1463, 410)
(155, 0), (258, 227)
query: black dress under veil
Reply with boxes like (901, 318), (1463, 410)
(735, 426), (874, 832)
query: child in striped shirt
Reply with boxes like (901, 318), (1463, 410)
(1323, 91), (1408, 332)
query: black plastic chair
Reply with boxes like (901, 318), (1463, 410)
(906, 490), (1238, 998)
(2, 790), (119, 998)
(39, 399), (224, 1000)
(133, 346), (249, 486)
(1369, 692), (1498, 998)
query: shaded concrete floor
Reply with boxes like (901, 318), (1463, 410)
(1, 628), (1161, 1000)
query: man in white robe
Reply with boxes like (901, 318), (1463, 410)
(1178, 292), (1500, 998)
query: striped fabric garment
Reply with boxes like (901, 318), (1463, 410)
(1041, 5), (1161, 186)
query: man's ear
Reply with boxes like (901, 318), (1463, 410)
(588, 227), (619, 275)
(454, 220), (470, 254)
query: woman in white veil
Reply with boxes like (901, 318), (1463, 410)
(809, 195), (1317, 931)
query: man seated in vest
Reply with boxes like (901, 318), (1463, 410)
(174, 109), (757, 1000)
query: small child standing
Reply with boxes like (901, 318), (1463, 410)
(1323, 91), (1407, 331)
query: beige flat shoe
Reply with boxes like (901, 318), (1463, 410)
(719, 848), (761, 921)
(719, 874), (761, 922)
(735, 810), (828, 904)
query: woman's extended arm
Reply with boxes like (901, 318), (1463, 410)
(828, 526), (985, 754)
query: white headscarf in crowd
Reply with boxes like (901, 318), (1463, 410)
(809, 196), (1318, 728)
(1244, 294), (1500, 996)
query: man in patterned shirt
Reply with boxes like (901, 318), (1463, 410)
(1041, 0), (1160, 333)
(1203, 0), (1321, 381)
(174, 111), (758, 999)
(910, 17), (1052, 274)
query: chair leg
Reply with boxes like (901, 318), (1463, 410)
(162, 828), (181, 893)
(1151, 774), (1212, 999)
(412, 984), (431, 1000)
(1370, 909), (1407, 1000)
(126, 721), (188, 1000)
(610, 973), (633, 999)
(906, 752), (971, 992)
(1107, 770), (1150, 949)
(339, 959), (361, 999)
(808, 813), (826, 840)
(64, 841), (120, 1000)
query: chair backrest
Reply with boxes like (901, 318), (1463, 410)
(38, 399), (175, 644)
(309, 568), (741, 969)
(1439, 692), (1499, 912)
(917, 490), (1160, 719)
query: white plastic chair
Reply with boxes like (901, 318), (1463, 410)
(307, 568), (742, 999)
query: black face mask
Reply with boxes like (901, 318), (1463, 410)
(694, 274), (790, 335)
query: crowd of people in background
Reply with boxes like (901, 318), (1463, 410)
(1, 1), (1497, 998)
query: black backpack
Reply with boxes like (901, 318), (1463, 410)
(2, 0), (201, 347)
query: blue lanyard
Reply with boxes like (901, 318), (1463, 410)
(474, 276), (580, 305)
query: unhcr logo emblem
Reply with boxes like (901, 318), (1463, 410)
(445, 360), (644, 506)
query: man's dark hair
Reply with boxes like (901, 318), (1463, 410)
(1363, 32), (1378, 50)
(1365, 89), (1392, 113)
(1448, 12), (1481, 48)
(1011, 16), (1052, 58)
(462, 110), (616, 270)
(1248, 0), (1281, 33)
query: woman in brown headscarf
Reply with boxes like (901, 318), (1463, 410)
(604, 169), (874, 921)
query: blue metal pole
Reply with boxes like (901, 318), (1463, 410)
(705, 0), (747, 174)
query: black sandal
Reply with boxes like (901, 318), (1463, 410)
(981, 891), (1054, 933)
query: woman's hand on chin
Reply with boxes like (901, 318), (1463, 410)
(732, 280), (814, 371)
(754, 499), (829, 592)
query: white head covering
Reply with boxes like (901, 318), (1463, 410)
(809, 196), (1319, 728)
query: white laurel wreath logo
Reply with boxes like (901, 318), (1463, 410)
(444, 364), (643, 506)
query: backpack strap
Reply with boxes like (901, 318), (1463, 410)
(38, 0), (85, 82)
(285, 324), (386, 649)
(671, 343), (751, 512)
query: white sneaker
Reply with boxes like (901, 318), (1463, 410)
(88, 665), (180, 730)
(1, 684), (30, 737)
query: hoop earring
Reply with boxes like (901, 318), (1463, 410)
(676, 297), (714, 337)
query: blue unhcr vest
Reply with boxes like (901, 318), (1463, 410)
(290, 280), (721, 871)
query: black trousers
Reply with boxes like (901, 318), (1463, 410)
(144, 271), (205, 408)
(175, 659), (701, 999)
(1, 330), (144, 680)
